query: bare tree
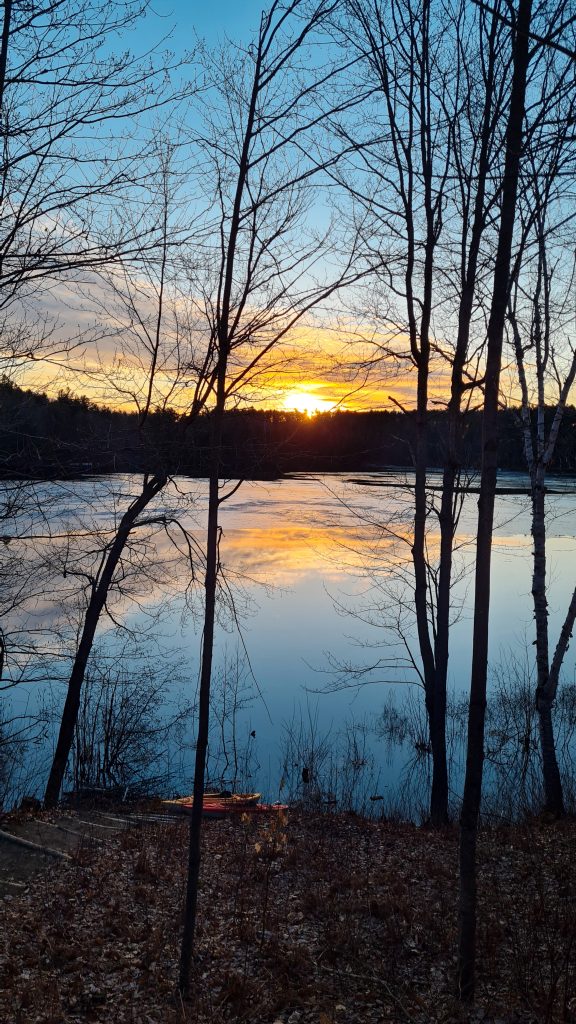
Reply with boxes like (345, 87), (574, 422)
(458, 0), (531, 1000)
(508, 118), (576, 816)
(43, 149), (209, 807)
(0, 0), (192, 305)
(333, 0), (512, 825)
(177, 0), (365, 992)
(458, 0), (576, 997)
(0, 0), (196, 748)
(42, 0), (360, 825)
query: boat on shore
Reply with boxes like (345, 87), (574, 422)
(162, 791), (288, 818)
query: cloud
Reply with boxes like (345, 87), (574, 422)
(8, 272), (461, 413)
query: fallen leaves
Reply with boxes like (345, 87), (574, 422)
(0, 810), (574, 1022)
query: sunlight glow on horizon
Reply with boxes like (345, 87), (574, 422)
(281, 389), (341, 417)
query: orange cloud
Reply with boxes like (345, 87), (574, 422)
(8, 278), (459, 413)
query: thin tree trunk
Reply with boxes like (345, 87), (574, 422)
(178, 15), (262, 991)
(539, 582), (576, 813)
(549, 585), (576, 692)
(458, 0), (532, 1001)
(531, 479), (549, 685)
(511, 267), (575, 815)
(432, 11), (500, 827)
(0, 0), (12, 263)
(432, 464), (453, 824)
(531, 477), (565, 815)
(531, 324), (576, 815)
(411, 0), (449, 826)
(537, 696), (564, 814)
(44, 474), (165, 808)
(178, 390), (224, 996)
(0, 0), (11, 112)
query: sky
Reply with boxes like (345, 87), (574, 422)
(12, 1), (556, 418)
(13, 0), (397, 416)
(14, 0), (413, 416)
(141, 1), (268, 53)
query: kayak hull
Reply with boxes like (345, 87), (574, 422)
(162, 792), (287, 817)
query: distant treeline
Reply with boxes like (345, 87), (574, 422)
(1, 379), (576, 479)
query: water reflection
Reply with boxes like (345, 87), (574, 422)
(2, 471), (576, 813)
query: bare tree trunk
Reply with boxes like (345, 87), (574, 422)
(549, 586), (576, 693)
(178, 13), (258, 990)
(510, 177), (576, 816)
(178, 394), (223, 995)
(174, 1), (364, 989)
(433, 11), (501, 826)
(347, 0), (505, 828)
(531, 478), (565, 815)
(539, 582), (576, 813)
(44, 474), (165, 807)
(408, 0), (448, 826)
(537, 696), (564, 812)
(0, 0), (11, 112)
(458, 0), (532, 1001)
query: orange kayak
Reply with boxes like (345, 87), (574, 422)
(162, 792), (288, 818)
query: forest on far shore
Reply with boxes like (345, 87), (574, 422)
(2, 379), (576, 480)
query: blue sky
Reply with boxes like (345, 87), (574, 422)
(141, 1), (267, 51)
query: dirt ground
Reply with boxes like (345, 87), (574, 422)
(0, 807), (139, 896)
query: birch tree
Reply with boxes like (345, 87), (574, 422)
(509, 116), (576, 817)
(334, 0), (511, 825)
(458, 0), (576, 998)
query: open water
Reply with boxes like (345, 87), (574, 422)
(3, 471), (576, 815)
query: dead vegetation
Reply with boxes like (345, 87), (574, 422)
(0, 808), (575, 1022)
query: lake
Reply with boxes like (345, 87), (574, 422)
(3, 471), (576, 816)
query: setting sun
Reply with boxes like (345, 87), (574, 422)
(282, 390), (336, 417)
